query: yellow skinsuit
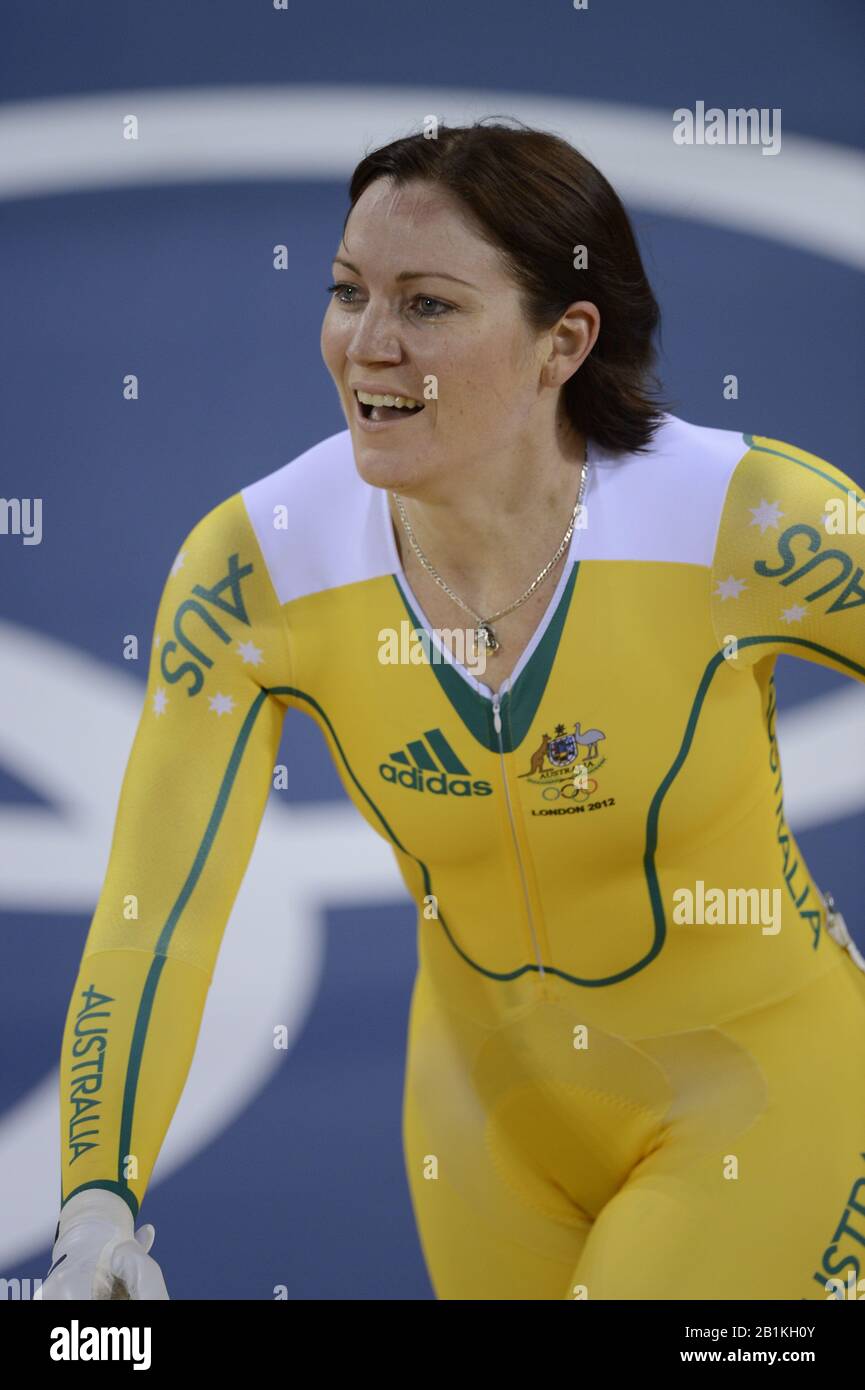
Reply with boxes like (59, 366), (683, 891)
(59, 415), (865, 1299)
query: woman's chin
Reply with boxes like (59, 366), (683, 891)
(351, 439), (423, 491)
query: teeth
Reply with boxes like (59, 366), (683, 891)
(356, 389), (422, 410)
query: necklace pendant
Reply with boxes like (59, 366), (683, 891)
(477, 622), (500, 653)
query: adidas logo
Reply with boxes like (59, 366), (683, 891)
(379, 728), (492, 796)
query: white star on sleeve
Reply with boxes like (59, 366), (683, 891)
(714, 576), (748, 600)
(781, 604), (808, 624)
(237, 640), (264, 666)
(749, 499), (784, 533)
(209, 692), (235, 716)
(170, 550), (186, 575)
(153, 687), (168, 716)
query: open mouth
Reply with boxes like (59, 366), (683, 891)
(355, 390), (426, 423)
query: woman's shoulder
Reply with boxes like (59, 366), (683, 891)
(581, 412), (750, 566)
(708, 428), (864, 678)
(237, 427), (390, 607)
(713, 429), (861, 559)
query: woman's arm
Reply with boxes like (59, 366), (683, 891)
(710, 432), (865, 683)
(59, 490), (292, 1223)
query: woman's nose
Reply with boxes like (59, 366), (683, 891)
(345, 306), (403, 364)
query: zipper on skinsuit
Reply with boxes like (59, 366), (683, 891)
(492, 687), (546, 981)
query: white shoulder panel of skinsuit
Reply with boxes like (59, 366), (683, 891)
(240, 412), (751, 604)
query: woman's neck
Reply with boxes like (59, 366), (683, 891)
(387, 424), (587, 613)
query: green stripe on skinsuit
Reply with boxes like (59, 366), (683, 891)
(273, 686), (539, 981)
(640, 634), (864, 984)
(116, 688), (271, 1199)
(277, 640), (860, 989)
(743, 434), (865, 506)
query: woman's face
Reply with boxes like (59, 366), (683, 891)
(321, 177), (576, 496)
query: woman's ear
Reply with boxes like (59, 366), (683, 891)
(543, 300), (600, 390)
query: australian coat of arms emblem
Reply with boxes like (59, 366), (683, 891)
(518, 719), (607, 802)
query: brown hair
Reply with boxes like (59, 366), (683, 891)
(344, 118), (670, 454)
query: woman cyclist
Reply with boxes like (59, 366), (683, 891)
(42, 120), (865, 1301)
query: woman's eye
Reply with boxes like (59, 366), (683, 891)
(326, 282), (360, 305)
(325, 284), (451, 318)
(411, 295), (451, 319)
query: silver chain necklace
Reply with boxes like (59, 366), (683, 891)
(391, 444), (589, 655)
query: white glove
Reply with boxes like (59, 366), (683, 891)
(36, 1189), (169, 1300)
